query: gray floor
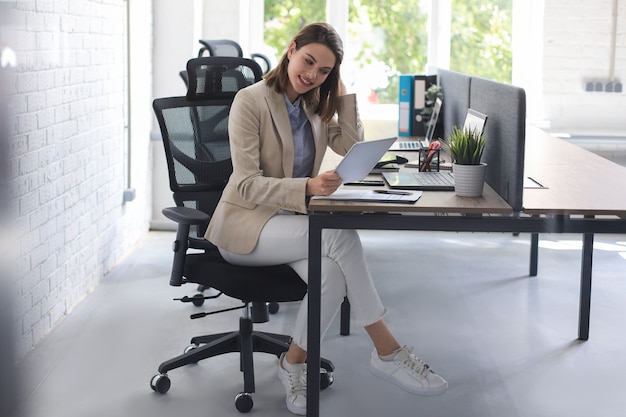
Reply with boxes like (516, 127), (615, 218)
(15, 228), (626, 417)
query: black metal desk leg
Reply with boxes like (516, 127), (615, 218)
(307, 218), (322, 417)
(578, 230), (594, 341)
(529, 232), (539, 276)
(340, 297), (351, 336)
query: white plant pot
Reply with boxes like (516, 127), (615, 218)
(452, 163), (487, 197)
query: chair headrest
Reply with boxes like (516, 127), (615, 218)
(185, 56), (263, 101)
(197, 39), (243, 58)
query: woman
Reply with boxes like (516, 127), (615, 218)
(205, 22), (447, 415)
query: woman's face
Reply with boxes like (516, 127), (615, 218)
(285, 41), (336, 103)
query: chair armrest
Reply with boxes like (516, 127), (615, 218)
(162, 207), (210, 286)
(162, 206), (210, 225)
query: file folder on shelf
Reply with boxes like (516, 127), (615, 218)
(398, 74), (437, 137)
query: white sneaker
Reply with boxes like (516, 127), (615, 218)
(278, 352), (307, 415)
(369, 345), (448, 396)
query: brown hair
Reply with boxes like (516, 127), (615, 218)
(265, 22), (344, 123)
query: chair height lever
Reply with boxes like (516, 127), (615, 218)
(190, 304), (245, 320)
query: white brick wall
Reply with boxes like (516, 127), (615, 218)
(2, 0), (153, 359)
(542, 0), (626, 132)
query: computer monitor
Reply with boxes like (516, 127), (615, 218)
(463, 108), (488, 134)
(424, 97), (442, 143)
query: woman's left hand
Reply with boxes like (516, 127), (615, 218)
(306, 170), (343, 196)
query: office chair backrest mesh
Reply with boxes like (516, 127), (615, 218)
(154, 56), (263, 238)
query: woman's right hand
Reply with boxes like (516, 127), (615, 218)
(306, 170), (343, 196)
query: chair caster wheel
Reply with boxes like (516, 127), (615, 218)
(150, 374), (171, 394)
(234, 392), (253, 413)
(320, 369), (334, 390)
(268, 302), (279, 314)
(191, 293), (205, 306)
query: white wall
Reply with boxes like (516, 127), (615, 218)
(540, 0), (626, 133)
(3, 0), (153, 358)
(427, 0), (625, 135)
(512, 0), (545, 127)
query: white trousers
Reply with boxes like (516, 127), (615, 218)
(219, 212), (386, 350)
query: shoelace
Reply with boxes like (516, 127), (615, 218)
(287, 367), (307, 395)
(397, 346), (432, 378)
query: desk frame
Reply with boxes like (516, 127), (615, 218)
(306, 211), (626, 417)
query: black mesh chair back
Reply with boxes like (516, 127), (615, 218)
(185, 55), (261, 99)
(155, 57), (263, 240)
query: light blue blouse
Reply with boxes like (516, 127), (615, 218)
(284, 94), (315, 178)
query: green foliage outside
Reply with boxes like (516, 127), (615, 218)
(450, 0), (512, 84)
(348, 0), (428, 104)
(263, 0), (512, 103)
(263, 0), (326, 55)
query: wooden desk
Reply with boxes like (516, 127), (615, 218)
(304, 127), (626, 417)
(311, 182), (512, 215)
(524, 127), (626, 216)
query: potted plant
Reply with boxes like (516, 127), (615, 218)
(446, 125), (487, 197)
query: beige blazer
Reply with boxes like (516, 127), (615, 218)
(204, 80), (364, 254)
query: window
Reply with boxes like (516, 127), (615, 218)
(346, 0), (429, 105)
(263, 0), (327, 59)
(263, 0), (429, 106)
(262, 1), (514, 107)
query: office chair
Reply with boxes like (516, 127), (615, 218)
(151, 56), (335, 413)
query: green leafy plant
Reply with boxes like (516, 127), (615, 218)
(447, 126), (486, 165)
(421, 84), (443, 121)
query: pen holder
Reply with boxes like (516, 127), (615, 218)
(418, 148), (441, 172)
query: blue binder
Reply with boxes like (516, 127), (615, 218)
(398, 75), (415, 137)
(397, 74), (437, 137)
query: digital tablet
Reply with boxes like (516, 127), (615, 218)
(334, 137), (397, 183)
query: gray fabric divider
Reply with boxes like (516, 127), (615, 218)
(437, 69), (471, 140)
(436, 69), (526, 211)
(469, 76), (526, 212)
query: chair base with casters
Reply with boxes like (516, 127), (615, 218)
(150, 207), (336, 413)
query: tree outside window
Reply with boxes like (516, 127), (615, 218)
(347, 0), (429, 105)
(450, 0), (512, 84)
(263, 0), (327, 60)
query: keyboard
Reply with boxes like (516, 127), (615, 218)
(382, 171), (455, 191)
(409, 172), (454, 187)
(389, 140), (428, 151)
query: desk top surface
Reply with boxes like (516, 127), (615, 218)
(309, 127), (626, 216)
(523, 127), (626, 215)
(308, 183), (513, 214)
